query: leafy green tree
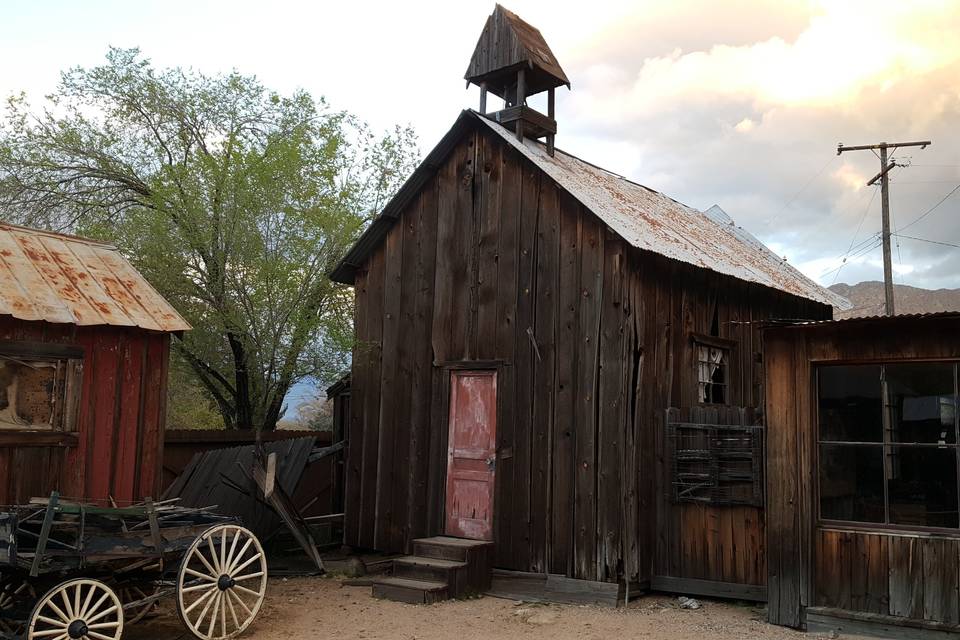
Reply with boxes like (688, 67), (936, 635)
(0, 48), (419, 430)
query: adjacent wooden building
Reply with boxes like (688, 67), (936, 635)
(331, 5), (846, 600)
(765, 312), (960, 638)
(0, 223), (190, 504)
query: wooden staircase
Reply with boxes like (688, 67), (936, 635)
(372, 536), (494, 604)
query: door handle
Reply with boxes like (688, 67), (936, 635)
(486, 455), (496, 470)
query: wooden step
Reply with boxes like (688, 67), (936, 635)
(393, 555), (471, 596)
(410, 537), (494, 593)
(372, 576), (448, 604)
(411, 536), (493, 562)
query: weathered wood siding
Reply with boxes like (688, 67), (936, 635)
(0, 317), (170, 504)
(345, 122), (829, 584)
(765, 316), (960, 630)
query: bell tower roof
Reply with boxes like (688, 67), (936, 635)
(464, 4), (570, 101)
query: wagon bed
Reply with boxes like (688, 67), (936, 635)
(0, 492), (268, 640)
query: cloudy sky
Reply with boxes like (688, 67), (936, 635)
(3, 0), (960, 290)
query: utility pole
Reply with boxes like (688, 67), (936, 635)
(837, 140), (931, 315)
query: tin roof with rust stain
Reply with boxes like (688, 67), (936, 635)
(0, 223), (191, 332)
(476, 116), (849, 309)
(332, 111), (848, 310)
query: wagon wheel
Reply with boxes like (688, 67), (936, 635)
(118, 585), (160, 625)
(0, 577), (35, 636)
(176, 524), (267, 640)
(26, 578), (123, 640)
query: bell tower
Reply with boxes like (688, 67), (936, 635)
(465, 5), (569, 156)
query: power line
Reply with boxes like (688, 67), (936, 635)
(767, 154), (839, 226)
(897, 182), (960, 232)
(819, 234), (883, 279)
(892, 232), (960, 249)
(831, 186), (879, 285)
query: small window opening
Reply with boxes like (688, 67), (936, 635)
(697, 343), (729, 405)
(0, 354), (82, 431)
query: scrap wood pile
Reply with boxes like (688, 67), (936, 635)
(163, 436), (343, 574)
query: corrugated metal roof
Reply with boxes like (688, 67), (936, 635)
(764, 310), (960, 329)
(476, 116), (848, 309)
(0, 223), (191, 332)
(331, 110), (850, 310)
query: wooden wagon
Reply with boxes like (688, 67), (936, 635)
(0, 492), (268, 640)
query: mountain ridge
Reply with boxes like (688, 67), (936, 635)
(830, 281), (960, 319)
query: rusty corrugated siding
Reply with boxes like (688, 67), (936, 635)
(0, 223), (190, 332)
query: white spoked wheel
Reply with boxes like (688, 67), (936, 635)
(176, 524), (267, 640)
(27, 578), (123, 640)
(0, 577), (35, 635)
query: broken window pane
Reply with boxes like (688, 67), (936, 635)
(818, 365), (882, 442)
(0, 356), (79, 431)
(886, 363), (957, 444)
(887, 445), (959, 528)
(696, 344), (728, 405)
(819, 443), (885, 523)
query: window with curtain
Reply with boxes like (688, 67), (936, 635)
(696, 342), (729, 405)
(817, 362), (960, 530)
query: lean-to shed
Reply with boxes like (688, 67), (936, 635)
(765, 312), (960, 637)
(0, 223), (189, 504)
(331, 5), (847, 603)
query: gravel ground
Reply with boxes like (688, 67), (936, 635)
(128, 576), (848, 640)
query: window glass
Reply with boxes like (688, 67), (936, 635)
(819, 443), (885, 522)
(886, 363), (957, 444)
(887, 445), (959, 528)
(818, 365), (882, 442)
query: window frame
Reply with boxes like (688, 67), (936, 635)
(0, 341), (84, 434)
(815, 359), (960, 536)
(692, 333), (735, 406)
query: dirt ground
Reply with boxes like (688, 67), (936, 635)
(128, 576), (852, 640)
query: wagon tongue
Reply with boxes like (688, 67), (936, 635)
(67, 619), (88, 639)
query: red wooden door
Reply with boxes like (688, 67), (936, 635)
(444, 370), (497, 540)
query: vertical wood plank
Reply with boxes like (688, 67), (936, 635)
(573, 212), (602, 580)
(550, 192), (580, 576)
(530, 179), (559, 572)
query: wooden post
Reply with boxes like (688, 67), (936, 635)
(878, 144), (895, 316)
(837, 139), (932, 316)
(479, 82), (487, 115)
(547, 87), (556, 156)
(516, 68), (526, 142)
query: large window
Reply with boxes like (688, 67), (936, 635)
(818, 362), (960, 529)
(0, 351), (82, 431)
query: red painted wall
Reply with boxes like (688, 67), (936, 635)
(0, 317), (170, 504)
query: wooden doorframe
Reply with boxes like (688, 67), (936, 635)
(438, 361), (502, 539)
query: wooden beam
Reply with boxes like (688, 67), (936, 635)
(547, 88), (555, 156)
(650, 575), (768, 602)
(516, 68), (526, 142)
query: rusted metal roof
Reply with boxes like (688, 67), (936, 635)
(331, 110), (850, 310)
(477, 116), (849, 309)
(0, 223), (191, 332)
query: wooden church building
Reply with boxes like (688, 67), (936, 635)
(331, 4), (846, 612)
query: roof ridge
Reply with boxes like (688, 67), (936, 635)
(0, 222), (116, 249)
